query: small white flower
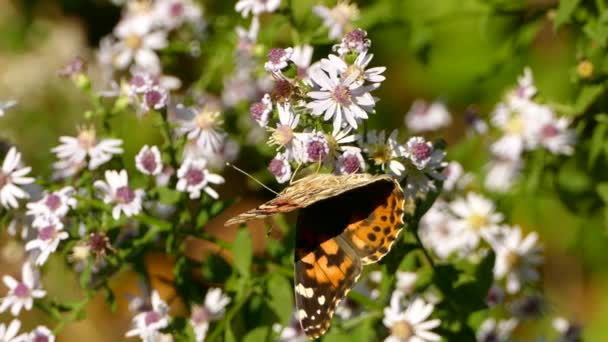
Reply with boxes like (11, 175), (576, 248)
(405, 100), (452, 132)
(0, 147), (35, 209)
(395, 271), (417, 296)
(510, 67), (536, 102)
(153, 0), (203, 30)
(264, 47), (293, 73)
(268, 102), (303, 161)
(553, 317), (582, 342)
(0, 100), (17, 117)
(333, 28), (371, 56)
(313, 2), (359, 40)
(125, 291), (170, 342)
(0, 319), (22, 342)
(141, 85), (169, 113)
(52, 127), (123, 171)
(22, 326), (55, 342)
(307, 64), (377, 133)
(112, 15), (168, 74)
(402, 137), (446, 195)
(174, 105), (225, 153)
(525, 109), (576, 155)
(0, 262), (46, 316)
(94, 170), (145, 220)
(301, 131), (330, 164)
(360, 130), (405, 176)
(321, 52), (386, 86)
(335, 147), (365, 174)
(383, 292), (441, 342)
(484, 226), (543, 294)
(176, 157), (224, 199)
(476, 318), (517, 342)
(249, 94), (272, 128)
(135, 145), (163, 176)
(449, 192), (503, 251)
(26, 186), (77, 222)
(268, 153), (292, 184)
(442, 161), (471, 192)
(235, 0), (280, 17)
(25, 217), (69, 265)
(190, 288), (231, 342)
(419, 201), (469, 259)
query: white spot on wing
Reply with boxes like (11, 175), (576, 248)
(295, 283), (314, 298)
(298, 309), (308, 320)
(318, 295), (326, 305)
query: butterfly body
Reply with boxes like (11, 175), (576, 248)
(225, 173), (405, 339)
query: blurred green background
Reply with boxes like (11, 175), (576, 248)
(1, 0), (606, 340)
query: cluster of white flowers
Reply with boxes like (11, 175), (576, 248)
(485, 68), (576, 192)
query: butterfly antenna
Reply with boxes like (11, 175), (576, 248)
(289, 162), (303, 185)
(226, 162), (279, 195)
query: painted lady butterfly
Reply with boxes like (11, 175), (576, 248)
(225, 173), (405, 339)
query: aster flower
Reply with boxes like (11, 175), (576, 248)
(301, 131), (330, 164)
(553, 317), (582, 342)
(0, 262), (46, 316)
(190, 288), (231, 342)
(0, 319), (22, 342)
(484, 225), (543, 294)
(0, 100), (17, 117)
(112, 15), (168, 74)
(52, 126), (123, 171)
(484, 157), (522, 193)
(0, 147), (35, 209)
(405, 100), (452, 133)
(313, 1), (359, 40)
(268, 102), (303, 160)
(395, 271), (418, 296)
(525, 109), (576, 155)
(476, 318), (517, 342)
(176, 157), (225, 199)
(22, 326), (55, 342)
(419, 201), (469, 259)
(140, 85), (168, 113)
(333, 28), (371, 56)
(94, 170), (145, 220)
(249, 93), (272, 127)
(321, 52), (386, 86)
(265, 47), (293, 73)
(335, 147), (365, 174)
(26, 186), (77, 224)
(235, 0), (280, 17)
(360, 130), (405, 176)
(25, 217), (69, 265)
(442, 161), (471, 192)
(153, 0), (203, 30)
(174, 104), (225, 153)
(382, 292), (441, 342)
(135, 145), (163, 176)
(307, 64), (377, 133)
(448, 192), (503, 251)
(125, 291), (170, 342)
(268, 153), (292, 184)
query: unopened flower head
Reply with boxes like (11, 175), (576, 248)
(333, 28), (371, 56)
(0, 147), (35, 209)
(302, 131), (330, 164)
(265, 47), (293, 73)
(135, 145), (163, 176)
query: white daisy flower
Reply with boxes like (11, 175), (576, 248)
(333, 28), (371, 56)
(52, 126), (123, 171)
(126, 291), (170, 342)
(190, 288), (231, 342)
(0, 147), (35, 209)
(22, 325), (55, 342)
(313, 2), (359, 40)
(449, 192), (503, 251)
(265, 47), (293, 73)
(383, 292), (441, 342)
(553, 317), (582, 342)
(112, 15), (168, 74)
(301, 131), (330, 164)
(0, 319), (23, 342)
(249, 93), (272, 128)
(268, 153), (292, 184)
(235, 0), (280, 17)
(360, 130), (405, 176)
(176, 157), (224, 199)
(442, 161), (471, 192)
(490, 102), (528, 160)
(307, 64), (377, 133)
(484, 157), (522, 193)
(419, 201), (469, 259)
(335, 147), (365, 174)
(94, 170), (145, 220)
(321, 52), (386, 86)
(476, 318), (518, 342)
(484, 225), (543, 294)
(174, 105), (225, 153)
(135, 145), (163, 176)
(0, 262), (46, 316)
(525, 109), (576, 155)
(402, 137), (446, 195)
(26, 186), (77, 224)
(395, 271), (417, 296)
(268, 102), (303, 161)
(0, 100), (17, 117)
(153, 0), (203, 30)
(25, 217), (69, 265)
(405, 100), (452, 133)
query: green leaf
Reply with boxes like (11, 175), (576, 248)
(243, 326), (270, 342)
(232, 228), (253, 277)
(572, 84), (604, 116)
(157, 186), (182, 204)
(266, 274), (293, 325)
(554, 0), (581, 29)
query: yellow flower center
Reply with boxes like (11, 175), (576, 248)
(194, 110), (222, 130)
(506, 251), (520, 270)
(391, 320), (414, 340)
(269, 125), (294, 147)
(126, 34), (143, 50)
(467, 213), (487, 231)
(505, 115), (524, 135)
(77, 127), (97, 151)
(332, 2), (359, 27)
(370, 144), (390, 166)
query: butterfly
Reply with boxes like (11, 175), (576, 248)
(224, 173), (405, 339)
